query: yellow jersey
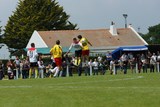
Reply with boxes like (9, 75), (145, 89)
(80, 37), (89, 50)
(50, 45), (62, 58)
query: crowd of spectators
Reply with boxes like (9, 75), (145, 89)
(0, 51), (160, 80)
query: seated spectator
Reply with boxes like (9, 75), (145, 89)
(22, 58), (30, 79)
(6, 60), (14, 80)
(38, 57), (45, 78)
(0, 61), (3, 80)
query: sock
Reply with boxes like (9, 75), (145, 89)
(35, 68), (38, 78)
(76, 58), (78, 65)
(78, 58), (81, 65)
(51, 67), (57, 73)
(29, 68), (32, 78)
(54, 67), (59, 77)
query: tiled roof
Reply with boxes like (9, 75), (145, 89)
(38, 28), (146, 48)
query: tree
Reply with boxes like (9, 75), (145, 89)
(0, 21), (3, 42)
(4, 0), (77, 49)
(0, 21), (2, 36)
(143, 23), (160, 44)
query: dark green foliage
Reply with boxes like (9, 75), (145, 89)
(4, 0), (77, 49)
(0, 23), (2, 36)
(0, 21), (3, 42)
(143, 23), (160, 44)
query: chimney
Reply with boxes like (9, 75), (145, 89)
(109, 21), (118, 36)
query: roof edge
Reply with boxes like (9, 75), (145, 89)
(129, 26), (148, 45)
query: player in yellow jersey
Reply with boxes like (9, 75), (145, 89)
(50, 40), (62, 77)
(77, 35), (92, 66)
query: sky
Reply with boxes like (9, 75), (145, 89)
(0, 0), (160, 34)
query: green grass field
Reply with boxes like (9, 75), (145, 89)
(0, 72), (160, 107)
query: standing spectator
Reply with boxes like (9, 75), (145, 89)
(68, 59), (74, 77)
(147, 51), (152, 60)
(88, 59), (93, 75)
(98, 55), (102, 62)
(110, 59), (114, 75)
(92, 59), (99, 75)
(146, 51), (152, 69)
(118, 58), (123, 72)
(62, 60), (67, 77)
(114, 59), (119, 74)
(128, 52), (134, 61)
(130, 57), (136, 73)
(0, 61), (3, 80)
(150, 53), (157, 73)
(20, 60), (24, 78)
(84, 62), (89, 76)
(150, 57), (155, 73)
(137, 54), (142, 73)
(157, 52), (160, 72)
(120, 53), (128, 74)
(103, 60), (108, 74)
(20, 60), (23, 78)
(99, 60), (105, 75)
(151, 53), (157, 72)
(123, 60), (128, 74)
(64, 55), (74, 77)
(128, 53), (135, 73)
(120, 53), (128, 62)
(50, 40), (63, 77)
(14, 56), (21, 79)
(141, 54), (147, 73)
(106, 51), (112, 69)
(72, 56), (82, 76)
(6, 60), (14, 80)
(22, 58), (30, 79)
(38, 57), (45, 78)
(27, 43), (38, 78)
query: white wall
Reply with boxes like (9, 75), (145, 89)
(0, 43), (10, 60)
(26, 30), (48, 48)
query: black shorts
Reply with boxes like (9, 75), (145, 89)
(75, 50), (82, 57)
(30, 62), (38, 67)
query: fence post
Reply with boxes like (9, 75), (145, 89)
(90, 65), (92, 76)
(157, 62), (159, 72)
(136, 63), (138, 73)
(16, 68), (18, 79)
(113, 64), (116, 75)
(66, 65), (69, 77)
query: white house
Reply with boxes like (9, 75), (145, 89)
(26, 24), (148, 55)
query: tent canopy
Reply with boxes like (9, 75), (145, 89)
(111, 45), (148, 60)
(24, 47), (73, 54)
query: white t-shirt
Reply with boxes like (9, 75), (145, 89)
(69, 42), (82, 51)
(92, 61), (99, 69)
(88, 61), (93, 66)
(27, 48), (38, 63)
(38, 61), (44, 69)
(14, 59), (20, 66)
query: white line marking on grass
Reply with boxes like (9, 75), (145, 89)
(48, 86), (160, 90)
(108, 76), (143, 81)
(0, 86), (32, 88)
(48, 76), (144, 87)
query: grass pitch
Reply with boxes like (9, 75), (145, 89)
(0, 73), (160, 107)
